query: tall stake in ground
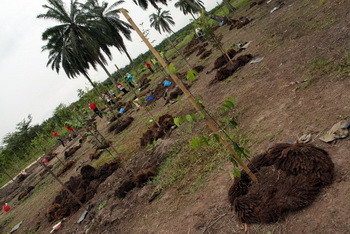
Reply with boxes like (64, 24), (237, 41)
(120, 9), (257, 182)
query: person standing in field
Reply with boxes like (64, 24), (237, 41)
(125, 73), (136, 88)
(116, 82), (128, 94)
(145, 61), (154, 73)
(65, 125), (78, 138)
(52, 131), (65, 146)
(89, 102), (103, 118)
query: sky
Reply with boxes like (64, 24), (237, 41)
(0, 0), (219, 144)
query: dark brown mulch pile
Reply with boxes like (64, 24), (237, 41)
(165, 83), (192, 104)
(64, 145), (82, 159)
(113, 117), (134, 135)
(196, 42), (209, 57)
(213, 49), (238, 69)
(46, 153), (57, 162)
(108, 116), (134, 133)
(96, 142), (111, 151)
(199, 50), (213, 60)
(228, 143), (334, 224)
(229, 17), (253, 30)
(210, 54), (253, 84)
(89, 151), (103, 161)
(250, 0), (266, 8)
(140, 114), (175, 146)
(57, 161), (76, 177)
(46, 161), (120, 222)
(16, 174), (28, 183)
(184, 36), (208, 57)
(18, 186), (35, 201)
(193, 65), (205, 73)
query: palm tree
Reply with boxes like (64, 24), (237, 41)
(83, 0), (134, 63)
(38, 0), (115, 89)
(175, 0), (204, 19)
(132, 0), (168, 10)
(149, 8), (175, 34)
(41, 29), (97, 88)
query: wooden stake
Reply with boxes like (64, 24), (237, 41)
(120, 9), (257, 182)
(2, 168), (16, 183)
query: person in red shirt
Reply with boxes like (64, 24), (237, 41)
(2, 203), (10, 212)
(52, 132), (65, 146)
(65, 125), (78, 138)
(145, 61), (154, 73)
(89, 102), (103, 118)
(116, 83), (128, 94)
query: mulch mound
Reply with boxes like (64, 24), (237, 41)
(57, 161), (76, 177)
(18, 186), (35, 201)
(184, 36), (208, 57)
(46, 160), (121, 222)
(193, 65), (205, 73)
(213, 49), (238, 69)
(16, 173), (28, 183)
(228, 143), (334, 224)
(165, 83), (192, 104)
(64, 145), (82, 159)
(196, 42), (209, 57)
(199, 50), (212, 60)
(210, 54), (253, 85)
(108, 117), (134, 134)
(250, 0), (266, 8)
(46, 152), (57, 162)
(140, 114), (175, 146)
(96, 142), (111, 151)
(89, 151), (103, 161)
(229, 17), (253, 30)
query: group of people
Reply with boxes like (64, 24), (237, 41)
(52, 125), (77, 147)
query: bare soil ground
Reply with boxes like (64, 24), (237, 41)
(1, 0), (350, 233)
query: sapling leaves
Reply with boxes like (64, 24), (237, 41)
(187, 69), (199, 83)
(221, 96), (237, 111)
(173, 117), (183, 127)
(233, 168), (241, 178)
(200, 136), (209, 146)
(191, 137), (201, 150)
(167, 63), (177, 75)
(185, 114), (197, 123)
(213, 133), (220, 142)
(229, 119), (238, 128)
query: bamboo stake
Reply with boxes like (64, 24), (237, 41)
(120, 9), (257, 182)
(2, 168), (16, 183)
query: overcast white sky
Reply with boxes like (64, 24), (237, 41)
(0, 0), (219, 143)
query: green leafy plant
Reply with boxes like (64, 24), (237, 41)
(221, 96), (237, 111)
(187, 69), (199, 83)
(98, 200), (107, 210)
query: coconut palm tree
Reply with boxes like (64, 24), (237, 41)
(132, 0), (168, 10)
(83, 0), (134, 63)
(38, 0), (115, 88)
(175, 0), (204, 19)
(149, 8), (175, 34)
